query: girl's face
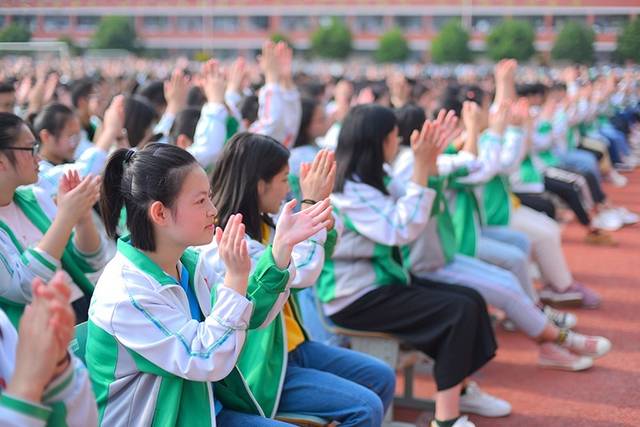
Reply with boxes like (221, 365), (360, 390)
(166, 166), (218, 247)
(0, 125), (41, 187)
(48, 116), (82, 163)
(383, 126), (400, 163)
(258, 164), (290, 215)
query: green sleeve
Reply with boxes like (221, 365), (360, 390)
(246, 245), (290, 329)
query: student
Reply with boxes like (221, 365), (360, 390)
(0, 272), (98, 426)
(200, 133), (396, 426)
(123, 95), (159, 148)
(33, 96), (125, 199)
(0, 113), (105, 325)
(87, 143), (322, 426)
(394, 107), (611, 373)
(320, 104), (506, 427)
(70, 78), (100, 157)
(0, 82), (17, 114)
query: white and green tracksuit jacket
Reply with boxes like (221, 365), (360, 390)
(196, 224), (336, 418)
(86, 236), (293, 426)
(0, 186), (108, 327)
(317, 176), (436, 316)
(0, 310), (98, 427)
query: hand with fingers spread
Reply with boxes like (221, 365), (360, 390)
(275, 42), (294, 89)
(272, 198), (333, 269)
(410, 116), (453, 184)
(57, 170), (102, 226)
(299, 149), (337, 205)
(164, 69), (191, 115)
(201, 60), (227, 104)
(217, 214), (251, 295)
(433, 109), (461, 149)
(258, 41), (280, 85)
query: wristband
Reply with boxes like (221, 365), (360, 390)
(301, 199), (317, 205)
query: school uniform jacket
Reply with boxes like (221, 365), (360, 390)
(86, 236), (292, 427)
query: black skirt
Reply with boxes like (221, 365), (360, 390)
(330, 276), (497, 391)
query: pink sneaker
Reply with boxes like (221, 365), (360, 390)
(538, 342), (593, 371)
(567, 283), (601, 309)
(561, 332), (612, 359)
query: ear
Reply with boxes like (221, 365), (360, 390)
(257, 179), (266, 199)
(148, 201), (171, 227)
(0, 154), (10, 172)
(39, 129), (52, 145)
(176, 134), (192, 149)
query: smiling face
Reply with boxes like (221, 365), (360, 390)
(0, 124), (41, 187)
(258, 164), (290, 215)
(162, 166), (218, 247)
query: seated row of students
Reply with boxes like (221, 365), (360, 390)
(0, 53), (637, 426)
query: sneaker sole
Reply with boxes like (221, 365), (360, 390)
(459, 405), (512, 418)
(538, 358), (593, 371)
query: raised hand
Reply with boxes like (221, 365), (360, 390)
(272, 198), (332, 268)
(227, 56), (248, 94)
(164, 68), (190, 115)
(96, 94), (127, 151)
(201, 60), (227, 104)
(411, 115), (453, 182)
(299, 149), (336, 204)
(57, 171), (101, 225)
(462, 100), (481, 135)
(432, 109), (461, 148)
(258, 41), (280, 85)
(275, 42), (294, 88)
(216, 213), (251, 295)
(489, 100), (512, 135)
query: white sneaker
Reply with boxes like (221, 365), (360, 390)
(430, 416), (476, 427)
(607, 170), (628, 187)
(543, 306), (578, 329)
(592, 210), (624, 231)
(459, 381), (511, 417)
(562, 331), (612, 359)
(614, 207), (639, 225)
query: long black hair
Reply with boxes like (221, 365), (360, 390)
(334, 104), (396, 195)
(100, 143), (198, 251)
(293, 97), (319, 148)
(0, 112), (26, 163)
(210, 132), (289, 242)
(395, 104), (426, 147)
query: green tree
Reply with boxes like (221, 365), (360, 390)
(375, 28), (410, 63)
(551, 21), (594, 64)
(431, 19), (471, 64)
(310, 18), (352, 59)
(0, 23), (31, 43)
(486, 20), (535, 61)
(91, 16), (139, 52)
(616, 18), (640, 63)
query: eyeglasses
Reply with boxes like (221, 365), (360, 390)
(1, 141), (41, 156)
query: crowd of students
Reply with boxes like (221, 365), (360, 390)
(0, 42), (639, 427)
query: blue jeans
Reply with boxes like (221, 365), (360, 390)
(216, 409), (293, 426)
(558, 149), (602, 183)
(296, 288), (344, 346)
(278, 341), (396, 427)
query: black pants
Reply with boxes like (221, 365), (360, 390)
(515, 192), (556, 219)
(544, 168), (592, 226)
(330, 277), (497, 391)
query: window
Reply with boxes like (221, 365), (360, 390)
(248, 16), (269, 31)
(11, 15), (37, 31)
(594, 15), (629, 33)
(354, 16), (384, 33)
(143, 16), (170, 32)
(518, 15), (547, 32)
(395, 16), (423, 32)
(176, 16), (203, 32)
(212, 16), (239, 32)
(553, 15), (587, 30)
(433, 16), (460, 30)
(472, 16), (503, 33)
(43, 16), (69, 32)
(280, 16), (309, 32)
(77, 16), (99, 31)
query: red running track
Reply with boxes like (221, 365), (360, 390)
(395, 169), (640, 427)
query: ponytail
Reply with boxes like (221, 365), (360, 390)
(99, 143), (198, 251)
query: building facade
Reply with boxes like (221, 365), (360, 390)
(1, 0), (638, 57)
